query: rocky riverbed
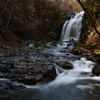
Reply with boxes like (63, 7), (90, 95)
(0, 41), (100, 100)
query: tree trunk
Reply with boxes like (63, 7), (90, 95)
(76, 0), (100, 37)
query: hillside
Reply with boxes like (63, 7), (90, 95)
(0, 0), (71, 49)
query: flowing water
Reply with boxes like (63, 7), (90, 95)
(9, 42), (100, 100)
(61, 11), (85, 41)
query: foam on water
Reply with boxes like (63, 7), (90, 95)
(76, 85), (94, 91)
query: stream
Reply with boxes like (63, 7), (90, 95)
(0, 41), (100, 100)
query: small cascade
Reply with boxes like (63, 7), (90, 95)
(61, 11), (85, 41)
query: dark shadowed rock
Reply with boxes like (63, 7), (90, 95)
(92, 59), (100, 76)
(0, 80), (26, 100)
(16, 74), (36, 85)
(0, 72), (5, 78)
(35, 74), (43, 81)
(43, 64), (56, 80)
(56, 61), (73, 69)
(92, 64), (100, 76)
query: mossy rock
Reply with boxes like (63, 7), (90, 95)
(93, 50), (100, 58)
(72, 46), (83, 55)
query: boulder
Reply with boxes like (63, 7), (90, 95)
(43, 64), (56, 80)
(92, 59), (100, 76)
(92, 64), (100, 76)
(32, 62), (56, 81)
(14, 65), (28, 74)
(1, 56), (56, 84)
(56, 61), (73, 69)
(72, 46), (83, 55)
(17, 74), (36, 85)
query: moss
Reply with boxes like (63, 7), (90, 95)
(23, 49), (30, 52)
(25, 59), (31, 63)
(93, 50), (100, 58)
(72, 46), (83, 55)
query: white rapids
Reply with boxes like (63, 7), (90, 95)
(26, 57), (100, 90)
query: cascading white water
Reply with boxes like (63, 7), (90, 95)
(61, 11), (85, 41)
(26, 57), (100, 90)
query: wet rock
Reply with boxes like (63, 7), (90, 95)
(32, 62), (45, 74)
(4, 73), (16, 78)
(8, 56), (56, 84)
(85, 56), (95, 62)
(32, 66), (40, 74)
(17, 74), (36, 85)
(92, 65), (100, 76)
(28, 43), (34, 48)
(0, 81), (9, 89)
(0, 72), (5, 78)
(0, 54), (3, 58)
(43, 64), (56, 79)
(9, 57), (28, 64)
(92, 59), (100, 76)
(0, 80), (26, 99)
(8, 82), (25, 90)
(56, 61), (73, 69)
(62, 63), (73, 69)
(64, 49), (70, 53)
(32, 62), (56, 81)
(35, 74), (43, 81)
(0, 47), (57, 84)
(0, 64), (9, 72)
(80, 72), (92, 77)
(72, 46), (83, 55)
(60, 49), (65, 52)
(9, 52), (16, 56)
(14, 65), (28, 74)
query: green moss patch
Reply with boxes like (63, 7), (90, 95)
(72, 46), (83, 55)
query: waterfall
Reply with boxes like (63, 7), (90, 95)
(61, 11), (85, 41)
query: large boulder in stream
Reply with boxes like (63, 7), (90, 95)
(8, 57), (56, 84)
(56, 61), (73, 69)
